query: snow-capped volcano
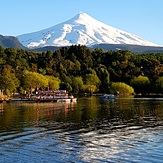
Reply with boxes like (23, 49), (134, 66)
(17, 13), (159, 48)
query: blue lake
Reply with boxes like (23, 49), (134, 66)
(0, 97), (163, 163)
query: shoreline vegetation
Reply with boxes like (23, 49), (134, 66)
(0, 45), (163, 99)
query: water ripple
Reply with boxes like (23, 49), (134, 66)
(0, 98), (163, 163)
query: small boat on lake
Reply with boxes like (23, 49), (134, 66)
(100, 94), (116, 100)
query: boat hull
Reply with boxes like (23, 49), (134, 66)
(100, 94), (116, 100)
(12, 98), (77, 103)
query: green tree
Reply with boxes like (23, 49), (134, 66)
(0, 46), (5, 66)
(59, 82), (72, 92)
(82, 84), (96, 93)
(156, 76), (163, 93)
(46, 76), (60, 90)
(22, 71), (48, 91)
(38, 68), (46, 75)
(0, 65), (20, 96)
(110, 82), (134, 97)
(71, 76), (84, 93)
(5, 48), (17, 67)
(130, 75), (150, 94)
(97, 67), (110, 93)
(85, 69), (101, 92)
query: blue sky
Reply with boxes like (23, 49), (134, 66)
(1, 0), (163, 45)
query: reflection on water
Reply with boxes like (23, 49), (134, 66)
(0, 97), (163, 163)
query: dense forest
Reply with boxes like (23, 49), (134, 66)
(0, 45), (163, 97)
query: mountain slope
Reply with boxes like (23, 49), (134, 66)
(17, 13), (160, 49)
(0, 34), (26, 49)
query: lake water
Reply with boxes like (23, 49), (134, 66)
(0, 97), (163, 163)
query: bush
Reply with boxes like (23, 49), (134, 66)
(130, 75), (150, 94)
(110, 82), (134, 97)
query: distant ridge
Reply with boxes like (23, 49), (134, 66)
(29, 44), (163, 53)
(31, 46), (62, 52)
(17, 13), (161, 49)
(92, 44), (163, 53)
(0, 34), (26, 49)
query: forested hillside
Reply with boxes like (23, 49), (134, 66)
(0, 45), (163, 96)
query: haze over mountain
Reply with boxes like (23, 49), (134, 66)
(17, 13), (160, 49)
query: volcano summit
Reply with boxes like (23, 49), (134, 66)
(17, 13), (159, 49)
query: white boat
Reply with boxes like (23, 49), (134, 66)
(100, 94), (116, 100)
(56, 99), (71, 102)
(12, 90), (77, 103)
(36, 90), (77, 103)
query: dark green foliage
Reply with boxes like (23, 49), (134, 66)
(0, 45), (163, 95)
(0, 65), (20, 95)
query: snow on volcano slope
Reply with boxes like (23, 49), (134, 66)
(17, 13), (159, 49)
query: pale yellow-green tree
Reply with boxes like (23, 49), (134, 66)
(85, 69), (101, 92)
(46, 76), (60, 90)
(82, 84), (97, 93)
(22, 71), (48, 91)
(130, 75), (150, 94)
(110, 82), (134, 97)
